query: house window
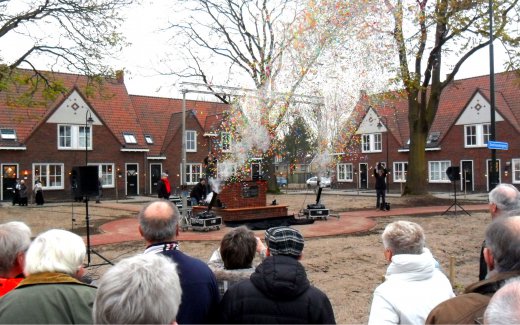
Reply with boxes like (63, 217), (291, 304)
(465, 124), (491, 147)
(58, 125), (91, 149)
(89, 163), (114, 187)
(393, 162), (408, 182)
(337, 163), (353, 182)
(33, 163), (64, 189)
(186, 130), (197, 152)
(185, 163), (202, 184)
(361, 133), (382, 153)
(221, 132), (231, 152)
(429, 161), (451, 182)
(0, 129), (16, 140)
(123, 133), (137, 144)
(513, 159), (520, 184)
(144, 135), (154, 144)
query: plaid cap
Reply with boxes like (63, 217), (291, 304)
(265, 226), (304, 257)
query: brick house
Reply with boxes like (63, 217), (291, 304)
(335, 71), (520, 193)
(0, 70), (228, 202)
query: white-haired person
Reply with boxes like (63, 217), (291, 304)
(0, 221), (32, 296)
(484, 277), (520, 325)
(93, 253), (182, 324)
(0, 229), (96, 324)
(368, 220), (454, 325)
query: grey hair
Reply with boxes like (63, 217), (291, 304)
(485, 216), (520, 272)
(484, 277), (520, 325)
(24, 229), (85, 276)
(138, 200), (179, 243)
(382, 220), (425, 255)
(489, 183), (520, 215)
(0, 222), (31, 276)
(93, 253), (182, 324)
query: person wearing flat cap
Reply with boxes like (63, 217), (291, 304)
(218, 226), (336, 324)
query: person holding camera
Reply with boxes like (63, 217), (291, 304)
(374, 162), (388, 211)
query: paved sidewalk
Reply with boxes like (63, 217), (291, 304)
(89, 201), (489, 246)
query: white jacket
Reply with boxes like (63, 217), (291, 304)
(368, 248), (454, 325)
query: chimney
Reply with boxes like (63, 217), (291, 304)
(115, 70), (124, 84)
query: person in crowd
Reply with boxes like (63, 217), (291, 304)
(18, 180), (28, 206)
(95, 177), (103, 203)
(219, 226), (336, 324)
(138, 200), (219, 324)
(426, 216), (520, 324)
(0, 222), (32, 296)
(208, 226), (266, 298)
(368, 220), (454, 325)
(479, 183), (520, 280)
(484, 277), (520, 325)
(93, 253), (182, 324)
(0, 229), (96, 324)
(157, 172), (171, 199)
(190, 178), (206, 206)
(374, 162), (388, 210)
(33, 179), (44, 205)
(12, 179), (20, 206)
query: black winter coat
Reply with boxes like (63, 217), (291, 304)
(218, 255), (336, 324)
(374, 168), (388, 190)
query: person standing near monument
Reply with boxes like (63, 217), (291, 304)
(157, 172), (171, 199)
(374, 162), (388, 211)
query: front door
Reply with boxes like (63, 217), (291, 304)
(251, 162), (261, 181)
(487, 159), (501, 191)
(461, 161), (474, 192)
(126, 164), (138, 196)
(359, 163), (368, 189)
(2, 164), (18, 201)
(150, 164), (162, 195)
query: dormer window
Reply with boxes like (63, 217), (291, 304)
(428, 132), (440, 144)
(145, 135), (154, 144)
(465, 124), (490, 148)
(0, 128), (16, 140)
(361, 133), (382, 153)
(123, 133), (137, 144)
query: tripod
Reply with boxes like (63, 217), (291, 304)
(442, 180), (470, 216)
(85, 196), (113, 267)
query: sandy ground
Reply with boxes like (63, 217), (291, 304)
(0, 192), (488, 324)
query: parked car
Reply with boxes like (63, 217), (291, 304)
(306, 176), (331, 188)
(277, 176), (288, 187)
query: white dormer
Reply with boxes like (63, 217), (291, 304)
(47, 89), (102, 125)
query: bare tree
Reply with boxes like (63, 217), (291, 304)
(377, 0), (520, 195)
(0, 0), (133, 96)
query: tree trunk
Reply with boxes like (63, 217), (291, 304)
(403, 100), (429, 195)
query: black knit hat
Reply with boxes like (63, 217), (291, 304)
(265, 226), (304, 257)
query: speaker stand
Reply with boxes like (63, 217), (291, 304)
(85, 196), (113, 267)
(442, 181), (470, 216)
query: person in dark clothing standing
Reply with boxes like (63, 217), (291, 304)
(219, 226), (336, 324)
(189, 178), (206, 206)
(138, 200), (219, 324)
(374, 162), (388, 211)
(156, 173), (171, 199)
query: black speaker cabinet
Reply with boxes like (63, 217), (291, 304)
(71, 166), (99, 196)
(446, 166), (460, 182)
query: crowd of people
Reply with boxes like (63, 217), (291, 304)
(2, 183), (520, 324)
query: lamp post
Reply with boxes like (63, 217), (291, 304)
(84, 110), (94, 265)
(377, 116), (390, 193)
(488, 0), (498, 190)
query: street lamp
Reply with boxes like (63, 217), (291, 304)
(377, 116), (390, 193)
(85, 111), (94, 165)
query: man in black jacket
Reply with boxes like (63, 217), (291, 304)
(374, 162), (388, 211)
(219, 226), (336, 324)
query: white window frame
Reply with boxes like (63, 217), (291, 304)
(185, 163), (202, 184)
(123, 133), (137, 144)
(337, 163), (353, 182)
(186, 130), (197, 152)
(32, 163), (64, 189)
(88, 163), (115, 188)
(144, 135), (154, 144)
(464, 123), (491, 148)
(0, 129), (16, 140)
(58, 125), (92, 150)
(512, 159), (520, 184)
(393, 162), (408, 182)
(221, 132), (231, 152)
(428, 161), (451, 183)
(361, 133), (382, 153)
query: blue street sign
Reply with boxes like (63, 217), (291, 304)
(488, 141), (509, 150)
